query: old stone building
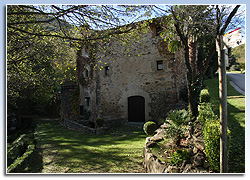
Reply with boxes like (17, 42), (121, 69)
(65, 20), (187, 124)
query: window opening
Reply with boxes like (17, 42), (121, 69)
(79, 105), (84, 115)
(157, 60), (163, 70)
(85, 69), (88, 77)
(85, 97), (90, 106)
(105, 66), (110, 75)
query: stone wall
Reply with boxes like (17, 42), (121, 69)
(61, 118), (126, 135)
(80, 30), (186, 122)
(143, 123), (210, 173)
(61, 119), (96, 135)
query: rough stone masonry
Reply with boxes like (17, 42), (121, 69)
(63, 18), (187, 124)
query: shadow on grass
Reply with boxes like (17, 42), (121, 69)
(205, 77), (245, 173)
(34, 120), (146, 173)
(227, 103), (245, 173)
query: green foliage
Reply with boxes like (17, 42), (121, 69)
(168, 40), (181, 53)
(7, 134), (35, 166)
(7, 144), (36, 173)
(143, 121), (157, 136)
(198, 103), (220, 171)
(200, 89), (210, 103)
(231, 44), (245, 64)
(165, 109), (190, 145)
(95, 118), (104, 128)
(167, 109), (189, 126)
(169, 149), (190, 166)
(7, 6), (77, 116)
(239, 62), (245, 71)
(7, 133), (36, 173)
(198, 102), (231, 172)
(230, 64), (241, 71)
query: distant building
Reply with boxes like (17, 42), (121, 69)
(223, 27), (243, 67)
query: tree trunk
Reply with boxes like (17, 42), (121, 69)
(187, 78), (200, 119)
(217, 35), (228, 173)
(188, 40), (198, 78)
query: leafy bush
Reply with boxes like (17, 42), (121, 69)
(200, 89), (210, 103)
(198, 103), (230, 172)
(7, 144), (36, 173)
(165, 109), (190, 146)
(143, 121), (157, 136)
(7, 133), (36, 173)
(230, 64), (240, 71)
(169, 149), (190, 166)
(7, 133), (34, 166)
(167, 109), (189, 126)
(95, 118), (104, 128)
(239, 62), (245, 71)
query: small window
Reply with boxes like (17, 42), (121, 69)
(156, 26), (162, 36)
(85, 69), (88, 78)
(157, 60), (163, 70)
(105, 66), (110, 75)
(79, 105), (84, 115)
(85, 97), (90, 106)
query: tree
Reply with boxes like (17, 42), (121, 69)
(215, 5), (241, 173)
(167, 5), (216, 118)
(7, 5), (77, 115)
(7, 5), (143, 116)
(156, 5), (241, 173)
(152, 5), (243, 119)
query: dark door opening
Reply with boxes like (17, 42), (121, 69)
(128, 96), (145, 122)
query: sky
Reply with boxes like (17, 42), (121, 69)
(1, 0), (249, 179)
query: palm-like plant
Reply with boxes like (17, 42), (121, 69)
(165, 109), (190, 146)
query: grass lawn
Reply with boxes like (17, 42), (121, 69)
(33, 119), (146, 173)
(204, 77), (245, 173)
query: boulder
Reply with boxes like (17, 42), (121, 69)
(191, 151), (205, 167)
(165, 166), (180, 173)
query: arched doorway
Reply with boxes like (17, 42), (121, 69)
(128, 96), (145, 122)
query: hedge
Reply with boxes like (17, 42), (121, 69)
(7, 133), (36, 173)
(198, 103), (231, 172)
(7, 144), (36, 173)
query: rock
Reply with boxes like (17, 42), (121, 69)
(160, 122), (170, 129)
(195, 167), (208, 173)
(182, 164), (208, 173)
(146, 141), (156, 148)
(143, 148), (166, 173)
(191, 136), (205, 151)
(183, 164), (192, 173)
(191, 151), (205, 167)
(165, 166), (180, 173)
(203, 160), (210, 169)
(193, 146), (199, 154)
(150, 134), (164, 142)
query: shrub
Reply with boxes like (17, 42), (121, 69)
(143, 121), (157, 136)
(7, 133), (34, 166)
(167, 109), (189, 127)
(200, 89), (210, 103)
(169, 149), (190, 166)
(166, 109), (190, 146)
(7, 144), (36, 173)
(239, 62), (245, 71)
(95, 118), (104, 128)
(198, 103), (231, 172)
(230, 64), (240, 71)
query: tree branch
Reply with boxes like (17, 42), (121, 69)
(220, 5), (241, 35)
(8, 23), (136, 42)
